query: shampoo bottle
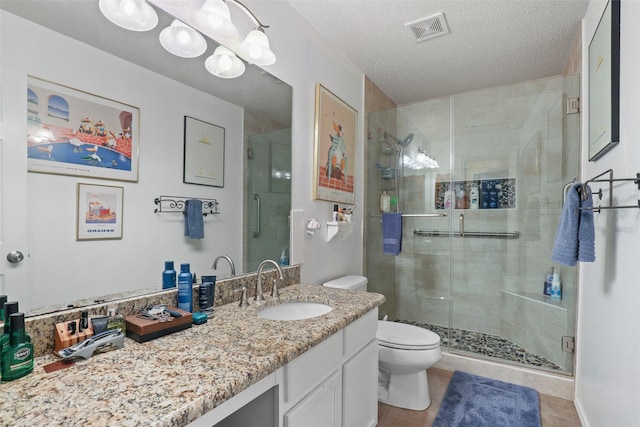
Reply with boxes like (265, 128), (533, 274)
(469, 185), (479, 209)
(550, 272), (562, 300)
(380, 192), (390, 212)
(178, 263), (193, 312)
(279, 248), (289, 266)
(162, 261), (177, 289)
(1, 312), (34, 381)
(544, 267), (554, 296)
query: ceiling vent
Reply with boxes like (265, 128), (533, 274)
(406, 13), (450, 42)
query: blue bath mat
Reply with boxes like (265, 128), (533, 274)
(433, 371), (541, 427)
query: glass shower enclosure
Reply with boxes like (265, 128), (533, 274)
(244, 127), (292, 273)
(366, 75), (580, 375)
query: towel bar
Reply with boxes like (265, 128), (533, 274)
(578, 169), (640, 212)
(154, 196), (219, 216)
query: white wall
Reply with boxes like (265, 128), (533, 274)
(575, 1), (640, 425)
(246, 1), (365, 285)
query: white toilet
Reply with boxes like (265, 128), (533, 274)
(323, 275), (442, 411)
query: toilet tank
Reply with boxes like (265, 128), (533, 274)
(323, 275), (368, 292)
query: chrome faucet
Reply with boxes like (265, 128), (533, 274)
(212, 255), (236, 277)
(255, 259), (284, 301)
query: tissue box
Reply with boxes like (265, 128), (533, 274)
(125, 307), (192, 343)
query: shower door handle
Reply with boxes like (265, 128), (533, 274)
(253, 194), (261, 238)
(459, 213), (465, 237)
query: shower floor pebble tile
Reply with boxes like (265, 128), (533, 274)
(397, 319), (563, 372)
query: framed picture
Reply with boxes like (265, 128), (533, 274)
(313, 84), (357, 204)
(183, 116), (225, 187)
(588, 0), (620, 161)
(76, 183), (123, 241)
(27, 76), (139, 182)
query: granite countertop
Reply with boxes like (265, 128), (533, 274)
(0, 284), (384, 427)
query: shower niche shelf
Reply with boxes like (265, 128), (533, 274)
(326, 221), (353, 241)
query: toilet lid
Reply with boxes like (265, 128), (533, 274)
(377, 321), (440, 350)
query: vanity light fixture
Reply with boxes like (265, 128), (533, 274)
(98, 0), (159, 32)
(191, 0), (239, 40)
(159, 19), (208, 58)
(205, 45), (246, 79)
(237, 29), (276, 66)
(100, 0), (276, 78)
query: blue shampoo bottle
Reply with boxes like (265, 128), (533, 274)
(163, 261), (176, 289)
(177, 263), (193, 312)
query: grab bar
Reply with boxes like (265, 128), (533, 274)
(369, 213), (447, 218)
(253, 194), (261, 238)
(414, 229), (520, 239)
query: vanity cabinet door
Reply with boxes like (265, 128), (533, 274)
(342, 339), (378, 427)
(284, 370), (342, 427)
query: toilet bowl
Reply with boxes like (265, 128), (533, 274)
(377, 320), (441, 410)
(323, 275), (442, 411)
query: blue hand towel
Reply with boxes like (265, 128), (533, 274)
(184, 199), (204, 239)
(382, 212), (402, 255)
(551, 183), (595, 266)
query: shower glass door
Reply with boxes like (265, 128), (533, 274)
(365, 74), (580, 375)
(244, 128), (292, 273)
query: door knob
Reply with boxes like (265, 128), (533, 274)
(6, 251), (24, 264)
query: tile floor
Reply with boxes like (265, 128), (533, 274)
(376, 368), (582, 427)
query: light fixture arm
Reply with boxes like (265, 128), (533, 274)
(227, 0), (269, 30)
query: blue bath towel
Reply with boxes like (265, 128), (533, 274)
(382, 212), (402, 255)
(551, 183), (595, 266)
(184, 199), (204, 239)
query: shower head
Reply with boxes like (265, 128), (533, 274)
(399, 133), (414, 147)
(384, 132), (414, 147)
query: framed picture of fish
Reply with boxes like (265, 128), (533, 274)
(313, 84), (357, 204)
(27, 76), (139, 182)
(183, 116), (225, 187)
(76, 183), (124, 241)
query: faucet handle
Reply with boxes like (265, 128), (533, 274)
(271, 278), (280, 299)
(234, 286), (249, 308)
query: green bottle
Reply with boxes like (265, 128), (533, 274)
(0, 295), (7, 320)
(1, 312), (34, 381)
(1, 301), (19, 353)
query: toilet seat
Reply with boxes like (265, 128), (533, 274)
(377, 321), (440, 351)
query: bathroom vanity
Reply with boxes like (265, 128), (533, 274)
(0, 284), (384, 427)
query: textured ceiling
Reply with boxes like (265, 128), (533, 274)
(2, 1), (589, 110)
(289, 0), (589, 105)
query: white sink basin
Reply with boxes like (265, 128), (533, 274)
(257, 302), (332, 321)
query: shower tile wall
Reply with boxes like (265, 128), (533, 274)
(366, 75), (579, 373)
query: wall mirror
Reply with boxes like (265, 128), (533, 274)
(0, 1), (292, 314)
